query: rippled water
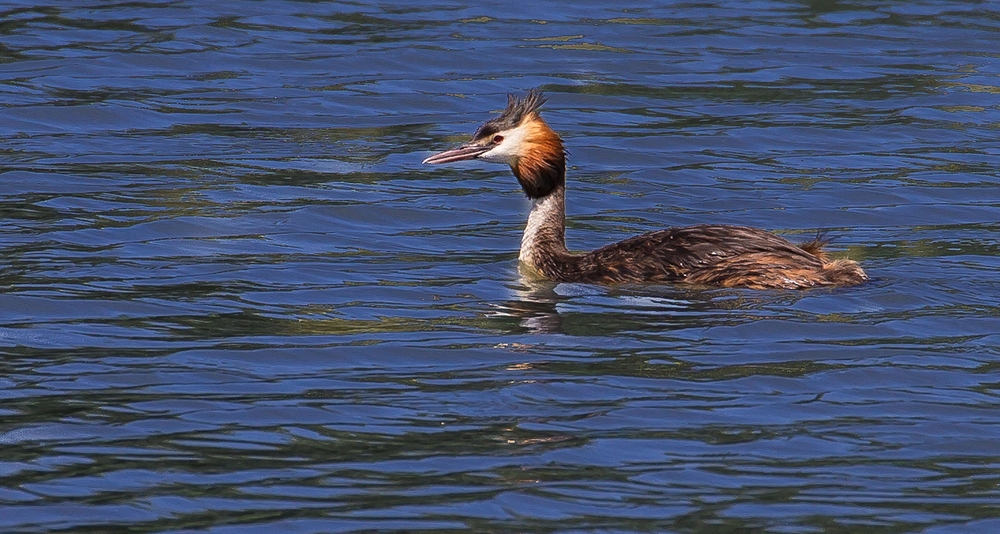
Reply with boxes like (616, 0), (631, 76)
(3, 1), (1000, 532)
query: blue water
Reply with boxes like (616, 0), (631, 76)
(3, 1), (1000, 532)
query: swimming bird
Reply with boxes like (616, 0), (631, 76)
(422, 90), (867, 289)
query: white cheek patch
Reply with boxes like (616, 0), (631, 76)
(479, 122), (531, 164)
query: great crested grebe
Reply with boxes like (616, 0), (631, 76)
(423, 90), (867, 289)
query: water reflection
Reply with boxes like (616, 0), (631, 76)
(485, 275), (563, 334)
(3, 0), (1000, 532)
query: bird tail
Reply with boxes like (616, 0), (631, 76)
(798, 231), (832, 262)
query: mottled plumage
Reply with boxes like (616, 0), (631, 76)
(527, 219), (866, 289)
(423, 90), (867, 289)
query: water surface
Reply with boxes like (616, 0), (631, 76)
(2, 1), (1000, 532)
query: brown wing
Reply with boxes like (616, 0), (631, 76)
(569, 224), (830, 286)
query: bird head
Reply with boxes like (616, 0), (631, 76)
(423, 89), (566, 198)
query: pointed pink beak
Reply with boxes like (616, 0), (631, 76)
(422, 143), (491, 165)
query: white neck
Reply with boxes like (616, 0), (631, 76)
(519, 186), (568, 267)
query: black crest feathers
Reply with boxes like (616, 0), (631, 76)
(473, 89), (548, 141)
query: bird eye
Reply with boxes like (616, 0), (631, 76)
(492, 135), (504, 144)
